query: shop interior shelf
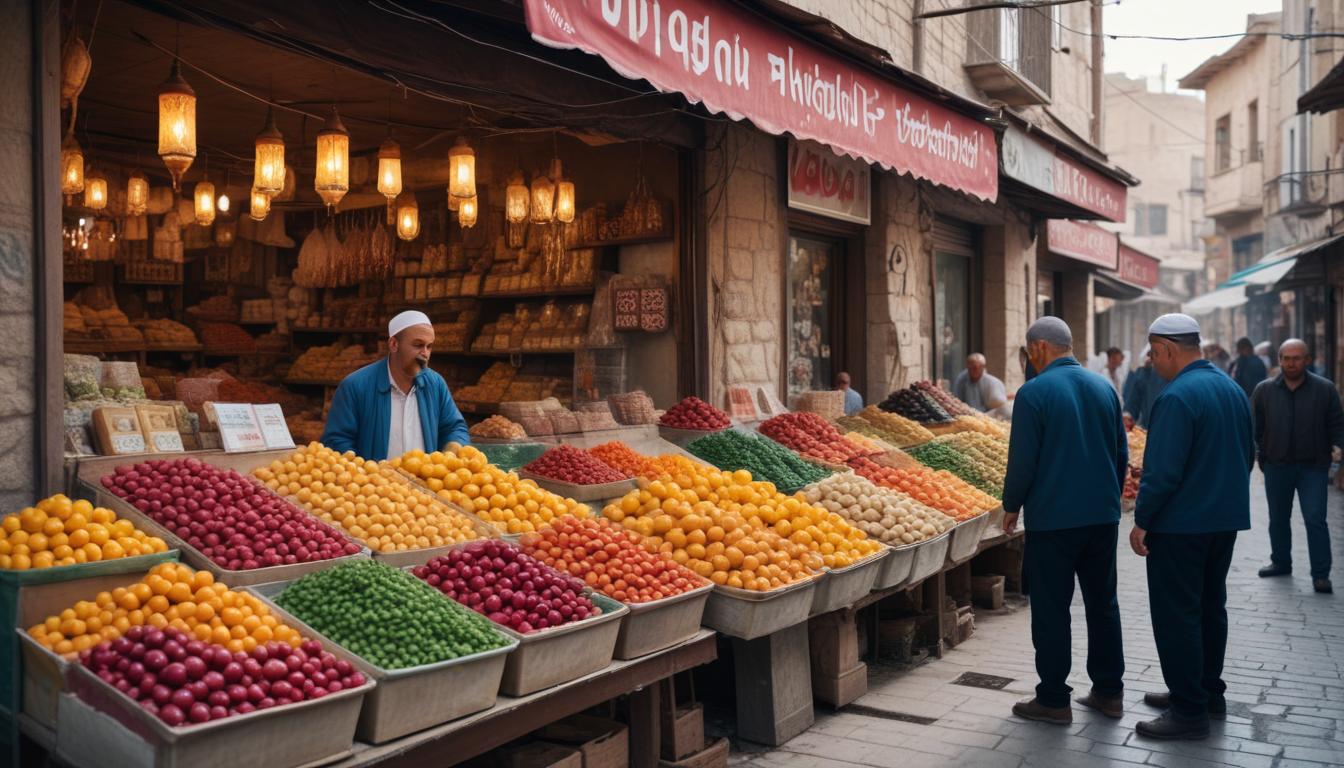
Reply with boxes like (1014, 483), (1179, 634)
(570, 230), (672, 249)
(143, 343), (204, 353)
(62, 339), (146, 354)
(478, 284), (596, 299)
(291, 326), (384, 334)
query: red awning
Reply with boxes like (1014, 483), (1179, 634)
(1002, 126), (1128, 221)
(1115, 243), (1160, 289)
(1046, 220), (1119, 270)
(524, 0), (999, 202)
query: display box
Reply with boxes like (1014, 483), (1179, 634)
(539, 714), (629, 768)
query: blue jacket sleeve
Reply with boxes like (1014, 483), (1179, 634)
(1001, 394), (1040, 516)
(437, 386), (471, 448)
(1114, 393), (1130, 490)
(1135, 396), (1194, 530)
(321, 379), (359, 453)
(1121, 371), (1138, 415)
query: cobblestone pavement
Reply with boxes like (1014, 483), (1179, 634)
(733, 474), (1344, 768)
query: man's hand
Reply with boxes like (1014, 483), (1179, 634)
(1129, 525), (1148, 556)
(1002, 512), (1019, 535)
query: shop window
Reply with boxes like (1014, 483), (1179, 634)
(786, 234), (839, 400)
(1232, 234), (1264, 273)
(1190, 156), (1205, 192)
(1215, 114), (1231, 172)
(965, 1), (1052, 100)
(935, 252), (973, 384)
(1036, 268), (1059, 321)
(1133, 204), (1168, 236)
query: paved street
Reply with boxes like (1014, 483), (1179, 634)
(733, 473), (1344, 768)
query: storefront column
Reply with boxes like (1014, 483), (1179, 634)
(1061, 271), (1096, 355)
(864, 174), (931, 397)
(0, 0), (61, 509)
(981, 221), (1036, 390)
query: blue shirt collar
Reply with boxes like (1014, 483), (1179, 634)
(1041, 356), (1080, 373)
(1176, 359), (1214, 379)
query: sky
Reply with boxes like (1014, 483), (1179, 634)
(1103, 0), (1283, 94)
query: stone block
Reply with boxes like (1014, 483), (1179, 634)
(0, 230), (34, 305)
(720, 281), (755, 320)
(727, 217), (759, 250)
(727, 248), (755, 280)
(0, 360), (32, 419)
(723, 320), (751, 345)
(751, 320), (777, 342)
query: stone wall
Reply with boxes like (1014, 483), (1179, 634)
(864, 173), (933, 399)
(0, 0), (37, 510)
(983, 221), (1037, 390)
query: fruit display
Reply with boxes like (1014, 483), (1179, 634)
(276, 559), (508, 667)
(138, 318), (198, 347)
(659, 396), (731, 431)
(390, 445), (590, 534)
(102, 458), (361, 571)
(522, 444), (629, 485)
(758, 412), (868, 465)
(802, 474), (955, 546)
(877, 387), (954, 423)
(849, 407), (936, 447)
(287, 343), (381, 383)
(930, 432), (1009, 484)
(28, 562), (303, 656)
(521, 517), (706, 604)
(841, 431), (889, 455)
(913, 380), (978, 417)
(1, 494), (168, 571)
(79, 626), (363, 726)
(254, 443), (482, 553)
(905, 441), (1002, 498)
(413, 540), (598, 634)
(469, 415), (528, 440)
(684, 429), (830, 490)
(848, 457), (996, 521)
(198, 323), (256, 352)
(951, 414), (1009, 439)
(1123, 465), (1141, 501)
(588, 441), (672, 480)
(1128, 427), (1148, 467)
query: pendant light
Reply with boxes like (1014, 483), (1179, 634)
(395, 191), (419, 240)
(253, 107), (285, 196)
(217, 191), (230, 215)
(448, 137), (476, 200)
(249, 187), (270, 221)
(314, 106), (350, 211)
(60, 132), (84, 202)
(459, 195), (478, 229)
(157, 58), (196, 191)
(555, 169), (576, 224)
(505, 169), (529, 224)
(83, 167), (107, 210)
(126, 171), (149, 216)
(530, 163), (556, 224)
(377, 136), (402, 224)
(447, 192), (459, 212)
(194, 177), (216, 226)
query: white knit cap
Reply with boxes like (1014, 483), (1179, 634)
(1148, 313), (1200, 337)
(388, 310), (432, 338)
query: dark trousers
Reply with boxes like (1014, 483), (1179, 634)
(1263, 463), (1333, 579)
(1024, 523), (1125, 708)
(1145, 531), (1237, 722)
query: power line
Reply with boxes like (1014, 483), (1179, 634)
(1039, 6), (1341, 43)
(1104, 77), (1206, 144)
(917, 0), (1095, 21)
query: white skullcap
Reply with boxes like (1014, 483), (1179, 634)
(388, 310), (432, 338)
(1148, 313), (1200, 337)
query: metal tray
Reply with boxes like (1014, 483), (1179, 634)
(17, 628), (69, 730)
(701, 576), (817, 640)
(946, 513), (992, 566)
(808, 550), (888, 615)
(905, 531), (952, 588)
(493, 592), (628, 696)
(872, 542), (917, 591)
(985, 505), (1006, 536)
(61, 656), (371, 768)
(249, 582), (517, 743)
(612, 582), (713, 660)
(515, 470), (639, 503)
(91, 486), (371, 588)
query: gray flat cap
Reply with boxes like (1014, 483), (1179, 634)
(1026, 316), (1072, 347)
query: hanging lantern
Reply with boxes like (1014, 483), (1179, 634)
(314, 106), (349, 210)
(215, 221), (235, 247)
(217, 192), (230, 215)
(60, 133), (84, 202)
(530, 165), (555, 224)
(447, 193), (459, 212)
(249, 187), (270, 221)
(505, 169), (529, 224)
(555, 178), (576, 224)
(395, 191), (420, 240)
(253, 107), (285, 196)
(448, 137), (476, 200)
(83, 168), (107, 210)
(157, 59), (196, 191)
(377, 136), (402, 224)
(126, 171), (149, 215)
(459, 195), (478, 229)
(194, 178), (216, 226)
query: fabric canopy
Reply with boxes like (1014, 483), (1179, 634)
(1183, 285), (1249, 316)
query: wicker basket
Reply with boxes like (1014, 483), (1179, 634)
(795, 390), (845, 421)
(609, 391), (657, 425)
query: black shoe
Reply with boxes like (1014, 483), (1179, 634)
(1012, 698), (1073, 725)
(1136, 712), (1210, 740)
(1076, 691), (1124, 718)
(1259, 564), (1292, 577)
(1143, 691), (1226, 719)
(1315, 578), (1333, 594)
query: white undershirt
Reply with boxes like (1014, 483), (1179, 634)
(387, 362), (425, 458)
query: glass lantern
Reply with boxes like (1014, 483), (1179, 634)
(506, 169), (529, 224)
(157, 59), (196, 191)
(126, 171), (149, 216)
(377, 136), (402, 224)
(83, 169), (107, 210)
(448, 137), (475, 200)
(314, 107), (349, 210)
(60, 134), (84, 202)
(249, 187), (271, 221)
(253, 108), (285, 196)
(459, 195), (478, 229)
(395, 191), (419, 240)
(194, 179), (216, 226)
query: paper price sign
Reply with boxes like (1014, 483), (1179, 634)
(214, 403), (268, 453)
(253, 403), (296, 449)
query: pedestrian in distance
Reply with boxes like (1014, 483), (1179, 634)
(1131, 313), (1254, 741)
(1252, 338), (1344, 594)
(1002, 317), (1128, 726)
(1229, 337), (1268, 400)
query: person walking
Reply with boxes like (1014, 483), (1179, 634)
(1252, 338), (1344, 594)
(1230, 337), (1268, 399)
(1121, 346), (1166, 429)
(1003, 317), (1128, 725)
(1130, 314), (1254, 740)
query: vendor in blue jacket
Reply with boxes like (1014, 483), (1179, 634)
(1130, 313), (1254, 742)
(321, 310), (470, 461)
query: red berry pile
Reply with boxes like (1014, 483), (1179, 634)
(102, 458), (361, 571)
(659, 396), (731, 431)
(759, 412), (868, 465)
(413, 540), (599, 634)
(81, 625), (364, 727)
(522, 444), (627, 485)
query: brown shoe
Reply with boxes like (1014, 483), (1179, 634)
(1076, 691), (1124, 718)
(1012, 698), (1073, 725)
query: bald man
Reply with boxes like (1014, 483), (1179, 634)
(952, 353), (1008, 412)
(1252, 339), (1344, 594)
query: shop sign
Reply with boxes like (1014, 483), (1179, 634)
(787, 139), (871, 224)
(212, 403), (268, 453)
(1117, 243), (1160, 289)
(1047, 219), (1118, 270)
(1002, 126), (1127, 221)
(525, 0), (998, 201)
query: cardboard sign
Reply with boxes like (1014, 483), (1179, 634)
(211, 403), (268, 453)
(253, 404), (297, 450)
(788, 139), (871, 224)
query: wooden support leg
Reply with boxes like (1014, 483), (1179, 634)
(922, 572), (946, 659)
(732, 623), (815, 746)
(808, 610), (867, 707)
(629, 682), (661, 768)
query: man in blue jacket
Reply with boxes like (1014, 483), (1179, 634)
(1131, 313), (1254, 741)
(1003, 317), (1128, 726)
(321, 310), (470, 461)
(1121, 346), (1166, 428)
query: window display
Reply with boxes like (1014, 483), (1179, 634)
(787, 234), (837, 399)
